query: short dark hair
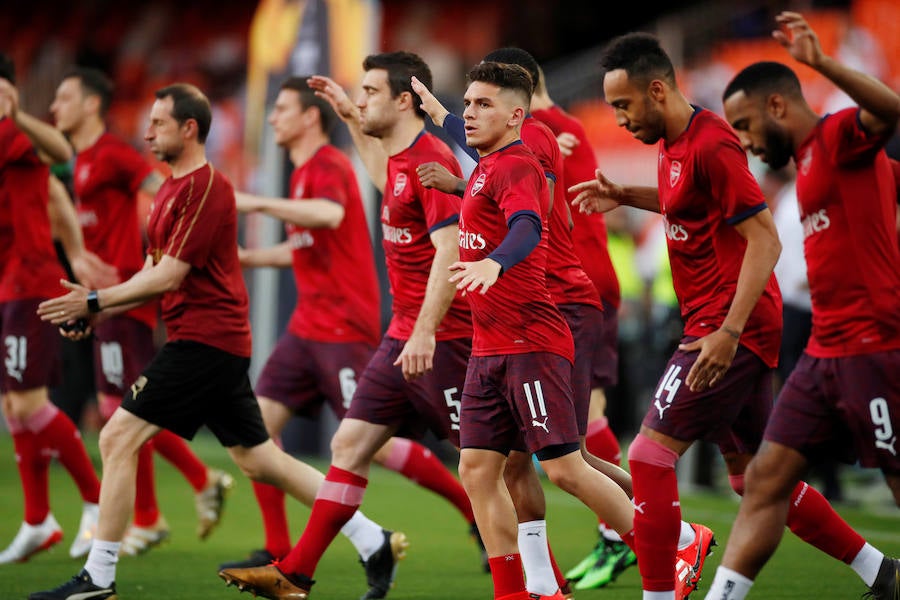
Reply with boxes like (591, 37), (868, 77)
(723, 61), (804, 104)
(467, 61), (534, 107)
(482, 47), (539, 96)
(63, 66), (114, 116)
(279, 76), (335, 134)
(155, 83), (212, 143)
(362, 51), (432, 119)
(599, 32), (676, 88)
(0, 53), (14, 84)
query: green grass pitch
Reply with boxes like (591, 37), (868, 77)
(0, 432), (897, 599)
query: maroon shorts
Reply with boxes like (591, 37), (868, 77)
(255, 332), (375, 420)
(345, 335), (471, 447)
(642, 337), (773, 455)
(92, 316), (156, 396)
(459, 352), (579, 455)
(0, 299), (60, 392)
(592, 299), (619, 389)
(766, 350), (900, 474)
(558, 303), (605, 434)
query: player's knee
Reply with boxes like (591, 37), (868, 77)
(98, 418), (139, 461)
(627, 433), (678, 469)
(728, 473), (746, 496)
(538, 444), (585, 492)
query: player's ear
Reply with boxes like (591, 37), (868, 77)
(396, 90), (414, 112)
(508, 106), (525, 128)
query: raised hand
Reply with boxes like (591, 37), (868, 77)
(306, 75), (359, 122)
(410, 76), (450, 127)
(569, 169), (623, 215)
(773, 11), (825, 68)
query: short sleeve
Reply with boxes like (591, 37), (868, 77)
(699, 134), (767, 225)
(821, 108), (891, 167)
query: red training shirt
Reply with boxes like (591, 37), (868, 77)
(459, 141), (574, 362)
(0, 117), (65, 302)
(146, 163), (251, 356)
(74, 132), (157, 329)
(657, 108), (782, 367)
(795, 108), (900, 357)
(286, 144), (380, 344)
(531, 105), (621, 308)
(382, 131), (471, 341)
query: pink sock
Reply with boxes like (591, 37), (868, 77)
(382, 438), (475, 523)
(278, 466), (368, 577)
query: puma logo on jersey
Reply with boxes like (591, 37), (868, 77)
(876, 436), (897, 456)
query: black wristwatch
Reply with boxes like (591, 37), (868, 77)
(86, 290), (102, 313)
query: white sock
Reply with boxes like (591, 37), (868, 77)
(850, 543), (885, 587)
(677, 521), (695, 551)
(643, 591), (675, 599)
(518, 520), (557, 596)
(341, 511), (385, 561)
(84, 540), (120, 587)
(601, 523), (623, 543)
(704, 566), (753, 600)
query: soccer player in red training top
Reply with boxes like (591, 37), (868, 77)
(0, 55), (105, 565)
(219, 76), (447, 599)
(413, 50), (707, 597)
(219, 52), (477, 599)
(571, 30), (898, 600)
(528, 59), (633, 592)
(449, 60), (638, 600)
(31, 83), (348, 600)
(46, 66), (234, 557)
(703, 11), (900, 599)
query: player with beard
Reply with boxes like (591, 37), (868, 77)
(702, 11), (900, 600)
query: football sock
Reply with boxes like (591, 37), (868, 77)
(677, 520), (696, 551)
(585, 417), (622, 464)
(704, 566), (753, 600)
(32, 404), (100, 504)
(489, 553), (526, 599)
(278, 466), (367, 577)
(786, 481), (865, 564)
(547, 540), (568, 588)
(340, 510), (386, 561)
(381, 437), (475, 523)
(84, 540), (120, 587)
(850, 543), (885, 587)
(152, 429), (208, 492)
(10, 423), (50, 525)
(133, 441), (160, 527)
(252, 481), (291, 558)
(518, 520), (556, 595)
(629, 434), (680, 593)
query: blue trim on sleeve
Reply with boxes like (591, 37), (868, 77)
(488, 211), (542, 274)
(725, 202), (767, 226)
(428, 213), (460, 234)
